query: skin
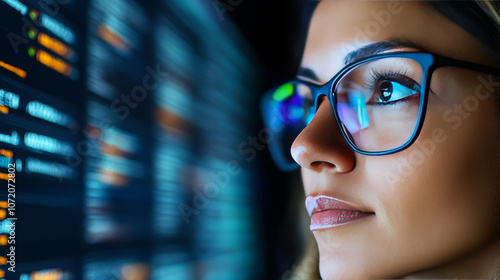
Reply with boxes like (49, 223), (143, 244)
(291, 1), (500, 279)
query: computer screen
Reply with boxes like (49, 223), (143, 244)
(0, 0), (263, 279)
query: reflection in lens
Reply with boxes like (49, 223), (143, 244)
(272, 83), (294, 102)
(263, 81), (314, 169)
(335, 57), (423, 152)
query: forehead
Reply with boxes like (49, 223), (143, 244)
(301, 1), (491, 82)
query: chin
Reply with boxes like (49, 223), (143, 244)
(317, 249), (407, 280)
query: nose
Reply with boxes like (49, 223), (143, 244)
(291, 96), (356, 173)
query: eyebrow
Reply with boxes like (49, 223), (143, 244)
(297, 39), (426, 82)
(345, 39), (425, 65)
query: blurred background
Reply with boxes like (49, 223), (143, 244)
(0, 0), (317, 279)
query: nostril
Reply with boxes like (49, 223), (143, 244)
(311, 161), (337, 173)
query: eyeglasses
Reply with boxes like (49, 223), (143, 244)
(261, 52), (500, 171)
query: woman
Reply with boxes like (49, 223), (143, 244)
(261, 1), (500, 279)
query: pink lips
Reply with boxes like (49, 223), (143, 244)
(305, 195), (374, 231)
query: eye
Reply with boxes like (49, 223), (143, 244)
(369, 76), (420, 105)
(380, 81), (393, 102)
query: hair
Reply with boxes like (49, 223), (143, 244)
(290, 1), (500, 280)
(433, 1), (500, 65)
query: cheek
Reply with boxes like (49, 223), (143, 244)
(365, 86), (500, 268)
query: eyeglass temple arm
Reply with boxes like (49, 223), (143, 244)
(433, 54), (500, 76)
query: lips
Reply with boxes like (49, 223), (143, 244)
(305, 195), (375, 231)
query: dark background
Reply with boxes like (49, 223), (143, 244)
(0, 0), (318, 279)
(226, 0), (317, 278)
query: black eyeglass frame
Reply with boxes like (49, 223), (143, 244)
(261, 51), (500, 170)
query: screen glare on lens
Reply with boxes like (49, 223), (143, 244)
(272, 83), (294, 102)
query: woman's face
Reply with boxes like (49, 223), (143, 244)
(293, 1), (500, 278)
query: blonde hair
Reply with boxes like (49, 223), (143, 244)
(288, 232), (320, 280)
(478, 1), (500, 27)
(494, 267), (500, 280)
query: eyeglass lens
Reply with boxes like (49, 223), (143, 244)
(264, 57), (425, 166)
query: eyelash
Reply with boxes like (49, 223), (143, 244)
(365, 68), (417, 90)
